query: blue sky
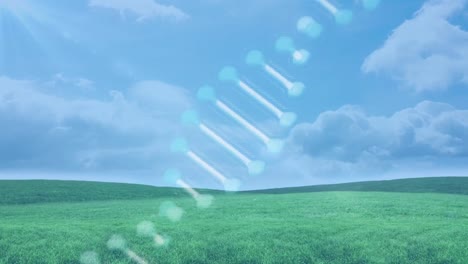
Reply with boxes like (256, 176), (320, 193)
(0, 0), (467, 190)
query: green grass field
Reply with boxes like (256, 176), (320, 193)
(0, 177), (467, 263)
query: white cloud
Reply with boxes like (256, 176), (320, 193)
(362, 0), (468, 92)
(0, 76), (192, 170)
(2, 76), (467, 188)
(43, 74), (95, 97)
(262, 101), (468, 187)
(0, 76), (191, 131)
(48, 73), (95, 91)
(128, 80), (192, 115)
(0, 76), (255, 189)
(89, 0), (189, 22)
(291, 101), (468, 159)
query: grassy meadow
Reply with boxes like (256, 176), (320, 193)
(0, 177), (467, 263)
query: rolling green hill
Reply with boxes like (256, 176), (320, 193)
(0, 177), (467, 264)
(0, 180), (221, 205)
(0, 177), (465, 205)
(247, 177), (468, 195)
(0, 180), (182, 205)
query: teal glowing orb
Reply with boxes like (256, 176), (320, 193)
(181, 110), (200, 126)
(219, 66), (239, 82)
(197, 85), (216, 102)
(335, 9), (353, 25)
(163, 168), (181, 185)
(297, 16), (323, 38)
(170, 138), (189, 153)
(280, 112), (297, 127)
(245, 50), (265, 67)
(362, 0), (381, 10)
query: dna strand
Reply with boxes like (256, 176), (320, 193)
(80, 1), (381, 263)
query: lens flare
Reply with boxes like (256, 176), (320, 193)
(316, 0), (353, 25)
(276, 36), (310, 65)
(136, 221), (169, 247)
(182, 110), (266, 176)
(159, 201), (184, 222)
(245, 51), (305, 98)
(171, 138), (242, 191)
(80, 251), (100, 264)
(163, 169), (214, 208)
(107, 235), (149, 264)
(197, 86), (285, 153)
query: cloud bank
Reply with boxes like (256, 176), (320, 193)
(0, 76), (191, 171)
(363, 0), (468, 92)
(1, 75), (467, 188)
(264, 101), (468, 188)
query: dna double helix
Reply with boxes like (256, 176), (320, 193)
(80, 1), (381, 263)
